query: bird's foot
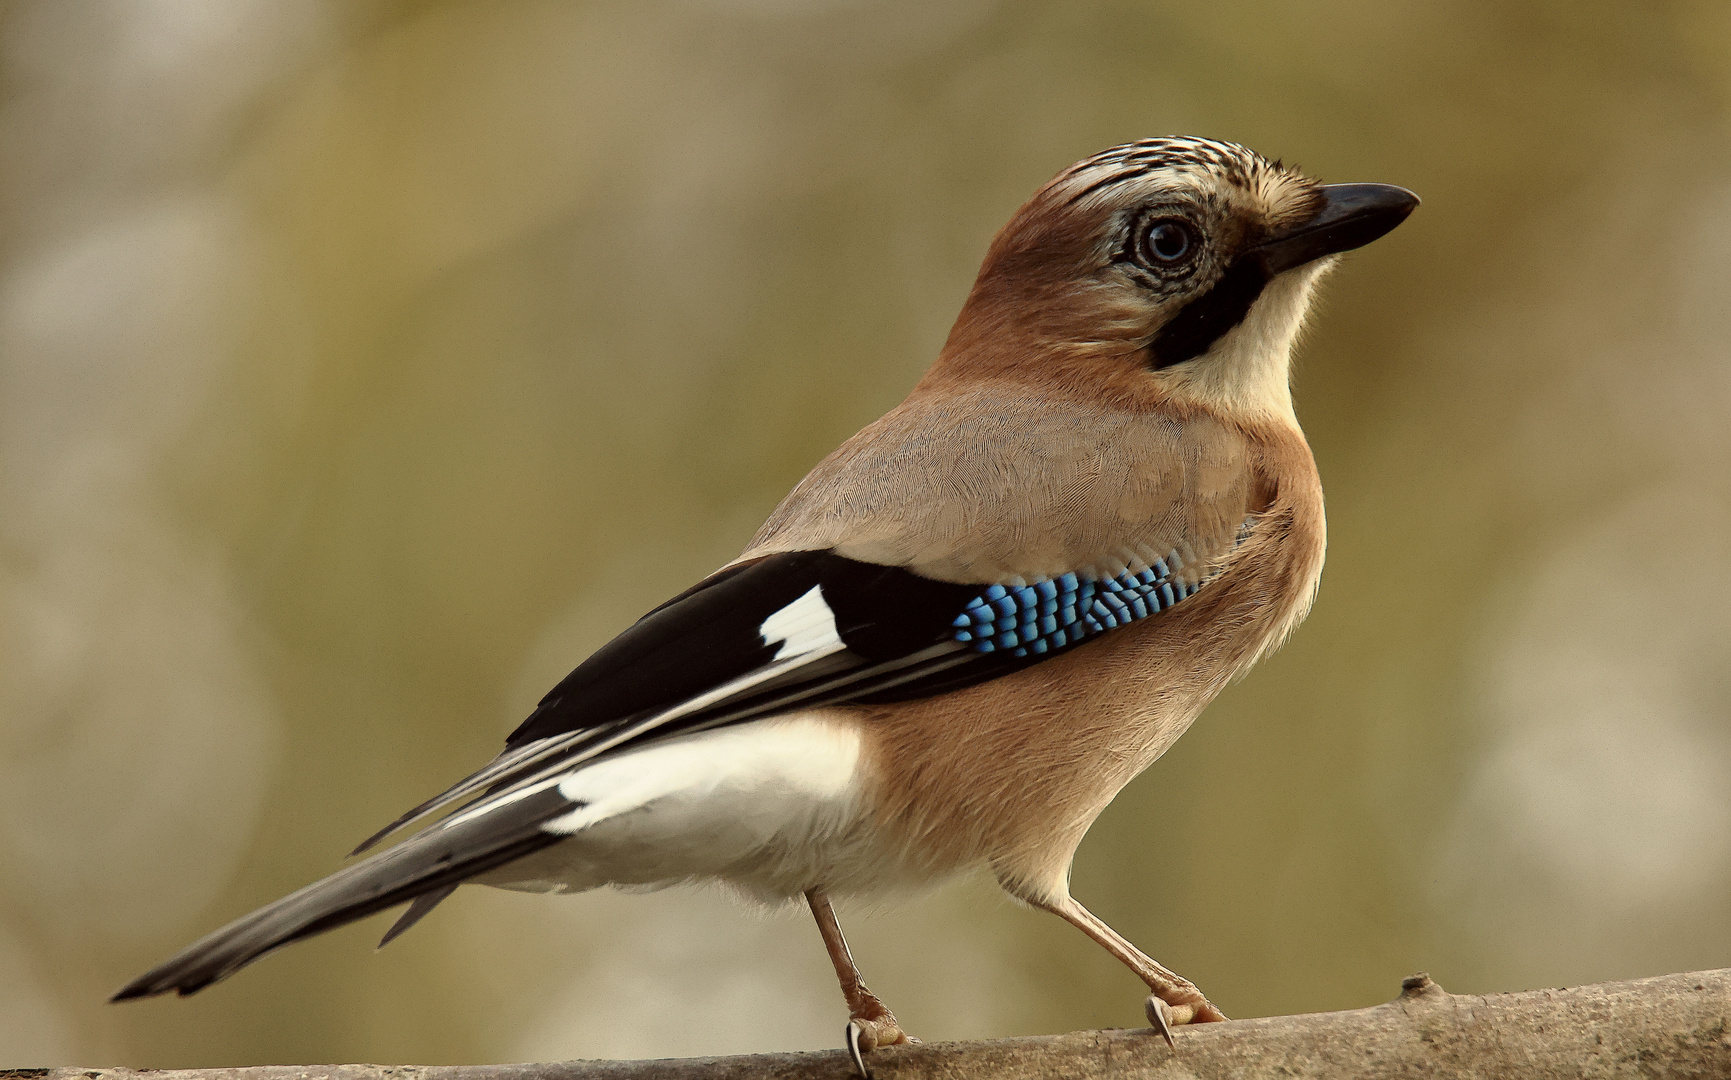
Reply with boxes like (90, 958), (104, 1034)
(843, 1010), (917, 1079)
(1144, 991), (1228, 1046)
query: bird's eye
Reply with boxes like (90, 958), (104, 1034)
(1140, 218), (1197, 265)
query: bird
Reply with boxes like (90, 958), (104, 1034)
(113, 137), (1416, 1075)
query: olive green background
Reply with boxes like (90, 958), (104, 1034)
(2, 0), (1729, 1068)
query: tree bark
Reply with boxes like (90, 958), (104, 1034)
(21, 968), (1730, 1080)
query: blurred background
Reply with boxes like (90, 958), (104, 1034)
(2, 0), (1730, 1068)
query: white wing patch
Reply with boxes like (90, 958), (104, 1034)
(760, 584), (843, 660)
(501, 716), (866, 898)
(543, 715), (861, 836)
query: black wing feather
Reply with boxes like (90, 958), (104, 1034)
(509, 551), (980, 745)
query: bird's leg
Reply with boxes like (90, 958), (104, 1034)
(805, 887), (914, 1077)
(1033, 894), (1227, 1044)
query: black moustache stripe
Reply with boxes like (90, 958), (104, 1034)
(1147, 257), (1270, 369)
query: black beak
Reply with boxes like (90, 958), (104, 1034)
(1251, 183), (1419, 275)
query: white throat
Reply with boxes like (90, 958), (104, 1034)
(1160, 259), (1333, 428)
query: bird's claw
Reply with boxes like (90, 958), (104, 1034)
(1144, 992), (1227, 1046)
(843, 1015), (916, 1079)
(845, 1019), (871, 1080)
(1144, 995), (1176, 1046)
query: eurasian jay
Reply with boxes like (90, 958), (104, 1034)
(114, 137), (1417, 1073)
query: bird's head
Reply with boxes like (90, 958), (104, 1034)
(926, 137), (1417, 424)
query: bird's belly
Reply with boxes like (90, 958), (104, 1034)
(471, 712), (913, 903)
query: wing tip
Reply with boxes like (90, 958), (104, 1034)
(348, 827), (393, 857)
(109, 983), (152, 1003)
(375, 884), (458, 950)
(110, 970), (215, 1003)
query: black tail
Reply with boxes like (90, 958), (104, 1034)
(112, 785), (570, 1000)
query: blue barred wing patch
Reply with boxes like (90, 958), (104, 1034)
(951, 554), (1203, 657)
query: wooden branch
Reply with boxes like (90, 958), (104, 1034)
(23, 969), (1730, 1080)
